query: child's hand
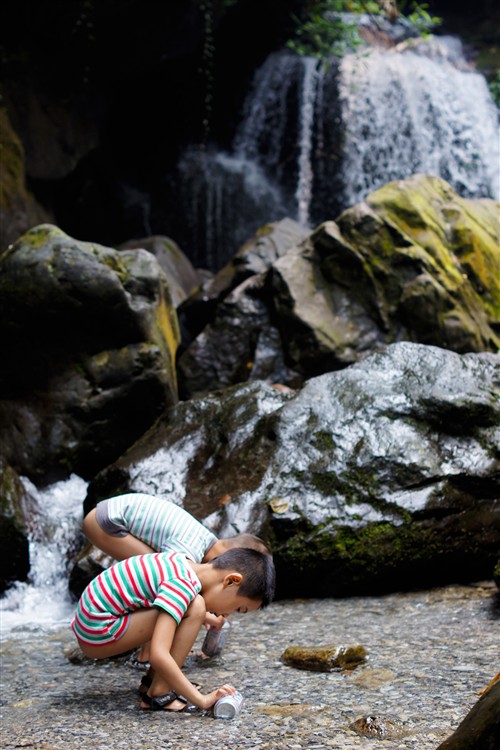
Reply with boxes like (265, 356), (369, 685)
(199, 683), (237, 710)
(204, 612), (225, 630)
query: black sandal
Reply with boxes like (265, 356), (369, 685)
(141, 690), (202, 714)
(138, 676), (202, 696)
(125, 652), (151, 671)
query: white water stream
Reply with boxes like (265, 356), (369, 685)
(0, 474), (88, 634)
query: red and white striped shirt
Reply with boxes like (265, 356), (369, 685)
(72, 551), (201, 645)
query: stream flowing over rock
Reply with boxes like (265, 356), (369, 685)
(82, 342), (500, 599)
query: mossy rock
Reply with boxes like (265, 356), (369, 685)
(281, 644), (367, 672)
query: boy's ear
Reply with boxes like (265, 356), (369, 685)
(223, 572), (243, 587)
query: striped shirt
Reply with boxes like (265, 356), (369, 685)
(71, 551), (201, 645)
(103, 493), (217, 562)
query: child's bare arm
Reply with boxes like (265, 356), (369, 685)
(150, 606), (237, 709)
(204, 612), (225, 629)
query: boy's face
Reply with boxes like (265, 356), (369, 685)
(203, 574), (261, 618)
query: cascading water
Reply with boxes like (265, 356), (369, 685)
(0, 474), (87, 633)
(173, 29), (498, 270)
(175, 147), (288, 270)
(339, 36), (499, 208)
(294, 57), (323, 226)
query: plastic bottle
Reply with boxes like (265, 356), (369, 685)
(213, 691), (244, 719)
(201, 620), (232, 657)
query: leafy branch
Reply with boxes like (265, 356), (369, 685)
(286, 1), (442, 60)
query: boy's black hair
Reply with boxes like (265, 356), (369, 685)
(211, 548), (276, 608)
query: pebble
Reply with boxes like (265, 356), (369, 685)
(1, 581), (498, 750)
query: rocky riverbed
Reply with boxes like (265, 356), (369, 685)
(1, 581), (498, 750)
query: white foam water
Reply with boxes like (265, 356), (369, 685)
(0, 474), (88, 634)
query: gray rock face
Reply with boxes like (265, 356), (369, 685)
(0, 461), (31, 592)
(87, 342), (500, 597)
(178, 274), (301, 398)
(0, 224), (180, 483)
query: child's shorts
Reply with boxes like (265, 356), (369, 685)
(95, 498), (129, 537)
(71, 600), (130, 646)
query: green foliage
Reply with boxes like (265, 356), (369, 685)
(401, 2), (442, 37)
(287, 1), (442, 62)
(287, 2), (363, 59)
(488, 69), (500, 107)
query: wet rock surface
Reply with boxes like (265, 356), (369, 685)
(281, 644), (367, 672)
(1, 581), (498, 750)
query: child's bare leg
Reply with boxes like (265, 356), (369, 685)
(82, 508), (155, 561)
(83, 508), (156, 663)
(77, 608), (160, 661)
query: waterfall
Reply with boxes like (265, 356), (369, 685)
(296, 57), (323, 226)
(0, 474), (87, 633)
(173, 34), (498, 270)
(176, 147), (288, 269)
(339, 36), (500, 207)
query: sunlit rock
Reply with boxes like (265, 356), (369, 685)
(85, 342), (500, 598)
(273, 174), (499, 374)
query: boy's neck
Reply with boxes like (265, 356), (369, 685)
(189, 559), (216, 588)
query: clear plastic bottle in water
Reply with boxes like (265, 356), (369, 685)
(213, 691), (244, 719)
(201, 620), (232, 657)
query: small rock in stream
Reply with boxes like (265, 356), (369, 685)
(350, 715), (408, 739)
(281, 644), (367, 671)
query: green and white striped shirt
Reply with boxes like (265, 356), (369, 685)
(103, 493), (217, 562)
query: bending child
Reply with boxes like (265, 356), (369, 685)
(72, 547), (275, 713)
(82, 492), (273, 663)
(83, 493), (272, 565)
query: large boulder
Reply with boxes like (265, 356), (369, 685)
(0, 224), (180, 484)
(273, 174), (499, 373)
(118, 235), (202, 308)
(179, 175), (499, 395)
(436, 680), (500, 750)
(178, 217), (309, 349)
(0, 461), (32, 592)
(86, 342), (500, 598)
